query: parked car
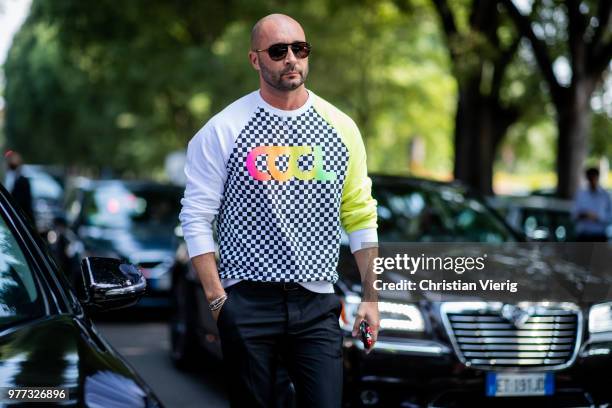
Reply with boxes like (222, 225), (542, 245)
(487, 195), (575, 242)
(0, 183), (163, 407)
(21, 165), (66, 234)
(530, 188), (557, 198)
(64, 179), (183, 306)
(169, 175), (612, 407)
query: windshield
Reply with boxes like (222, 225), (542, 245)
(25, 172), (63, 201)
(0, 215), (46, 328)
(374, 183), (516, 243)
(82, 184), (182, 229)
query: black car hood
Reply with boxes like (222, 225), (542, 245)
(340, 245), (612, 306)
(0, 315), (161, 407)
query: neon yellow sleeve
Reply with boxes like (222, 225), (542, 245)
(313, 95), (378, 233)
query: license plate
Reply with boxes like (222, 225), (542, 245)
(486, 372), (554, 397)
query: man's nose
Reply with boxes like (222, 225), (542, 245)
(284, 47), (298, 64)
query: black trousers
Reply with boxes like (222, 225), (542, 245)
(216, 280), (343, 408)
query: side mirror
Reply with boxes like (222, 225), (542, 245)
(79, 257), (146, 311)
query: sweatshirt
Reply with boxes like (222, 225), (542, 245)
(179, 89), (377, 288)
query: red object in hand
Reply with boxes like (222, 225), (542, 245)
(359, 320), (373, 349)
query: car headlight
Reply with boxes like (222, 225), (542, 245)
(340, 295), (425, 332)
(589, 302), (612, 333)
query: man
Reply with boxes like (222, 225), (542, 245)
(4, 151), (35, 223)
(572, 167), (611, 242)
(179, 13), (380, 407)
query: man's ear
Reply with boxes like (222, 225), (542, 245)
(248, 51), (260, 71)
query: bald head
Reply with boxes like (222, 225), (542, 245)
(251, 14), (305, 50)
(248, 13), (310, 95)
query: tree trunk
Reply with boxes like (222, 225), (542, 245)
(499, 0), (610, 200)
(454, 81), (512, 195)
(454, 83), (480, 188)
(555, 79), (595, 199)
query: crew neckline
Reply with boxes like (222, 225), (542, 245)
(255, 89), (313, 117)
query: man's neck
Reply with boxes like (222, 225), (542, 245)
(259, 85), (309, 111)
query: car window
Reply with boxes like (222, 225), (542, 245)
(82, 184), (182, 229)
(0, 217), (45, 328)
(23, 171), (63, 201)
(374, 184), (515, 243)
(521, 208), (574, 242)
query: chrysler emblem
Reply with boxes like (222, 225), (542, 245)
(500, 304), (532, 328)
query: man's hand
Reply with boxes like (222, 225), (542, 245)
(191, 253), (227, 323)
(586, 211), (600, 221)
(579, 211), (600, 221)
(351, 246), (380, 353)
(352, 301), (379, 353)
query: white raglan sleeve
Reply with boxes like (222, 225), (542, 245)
(179, 123), (230, 259)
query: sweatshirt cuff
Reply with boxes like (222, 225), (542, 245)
(348, 228), (378, 253)
(185, 235), (217, 259)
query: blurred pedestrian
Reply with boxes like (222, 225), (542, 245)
(572, 167), (611, 242)
(4, 151), (35, 223)
(180, 13), (379, 408)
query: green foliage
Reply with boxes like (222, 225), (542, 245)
(4, 0), (456, 176)
(3, 0), (608, 180)
(591, 111), (612, 158)
(497, 0), (612, 180)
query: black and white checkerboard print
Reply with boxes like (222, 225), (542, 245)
(217, 107), (349, 283)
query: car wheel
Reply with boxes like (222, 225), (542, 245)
(170, 272), (202, 370)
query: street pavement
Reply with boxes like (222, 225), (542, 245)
(95, 311), (228, 408)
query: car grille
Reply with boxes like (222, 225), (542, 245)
(441, 302), (582, 370)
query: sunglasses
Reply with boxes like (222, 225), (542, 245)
(254, 42), (311, 61)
